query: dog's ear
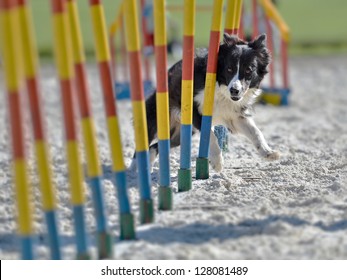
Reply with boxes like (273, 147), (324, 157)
(249, 34), (270, 78)
(223, 33), (244, 46)
(248, 33), (267, 49)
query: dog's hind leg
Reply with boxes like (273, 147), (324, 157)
(145, 142), (158, 172)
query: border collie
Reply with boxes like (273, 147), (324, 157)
(139, 33), (279, 172)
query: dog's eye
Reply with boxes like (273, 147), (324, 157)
(227, 68), (232, 72)
(245, 68), (252, 74)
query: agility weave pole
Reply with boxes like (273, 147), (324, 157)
(15, 0), (62, 259)
(264, 9), (275, 88)
(196, 0), (225, 180)
(85, 0), (135, 241)
(153, 0), (173, 209)
(65, 0), (112, 258)
(177, 0), (195, 192)
(108, 1), (124, 83)
(252, 0), (259, 39)
(257, 0), (290, 105)
(140, 0), (152, 84)
(225, 0), (243, 35)
(213, 0), (244, 153)
(50, 0), (95, 259)
(57, 1), (112, 258)
(109, 1), (154, 101)
(0, 0), (35, 260)
(124, 0), (154, 223)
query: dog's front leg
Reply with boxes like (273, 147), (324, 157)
(233, 117), (280, 160)
(209, 128), (224, 171)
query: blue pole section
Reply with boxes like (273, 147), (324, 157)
(88, 177), (107, 233)
(153, 0), (173, 210)
(158, 140), (171, 187)
(177, 0), (196, 192)
(180, 125), (193, 169)
(114, 170), (135, 240)
(44, 211), (61, 259)
(198, 116), (213, 158)
(21, 237), (34, 260)
(136, 151), (152, 200)
(72, 205), (90, 259)
(114, 171), (131, 213)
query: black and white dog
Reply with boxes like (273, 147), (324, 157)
(139, 33), (279, 172)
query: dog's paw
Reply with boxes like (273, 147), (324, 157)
(265, 150), (280, 160)
(209, 154), (224, 172)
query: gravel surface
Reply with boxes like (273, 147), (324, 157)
(0, 56), (346, 259)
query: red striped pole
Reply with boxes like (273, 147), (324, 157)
(153, 0), (173, 210)
(67, 0), (121, 259)
(196, 0), (225, 179)
(239, 6), (245, 38)
(109, 2), (124, 83)
(88, 0), (136, 239)
(124, 0), (154, 224)
(265, 14), (275, 88)
(0, 0), (34, 259)
(140, 0), (153, 82)
(220, 0), (245, 154)
(16, 0), (61, 259)
(50, 0), (91, 259)
(224, 0), (243, 36)
(120, 17), (128, 82)
(281, 39), (289, 89)
(178, 0), (195, 192)
(110, 35), (116, 81)
(252, 0), (259, 38)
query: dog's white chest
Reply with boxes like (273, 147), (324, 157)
(194, 83), (242, 126)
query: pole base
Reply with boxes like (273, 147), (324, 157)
(196, 157), (209, 179)
(76, 252), (91, 260)
(120, 213), (136, 240)
(97, 231), (113, 259)
(140, 199), (154, 224)
(178, 168), (192, 192)
(158, 186), (173, 210)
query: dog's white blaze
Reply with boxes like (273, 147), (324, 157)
(232, 80), (242, 91)
(227, 62), (240, 90)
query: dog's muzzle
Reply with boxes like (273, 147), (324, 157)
(229, 80), (242, 101)
(230, 88), (240, 101)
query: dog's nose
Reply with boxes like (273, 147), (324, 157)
(230, 88), (239, 95)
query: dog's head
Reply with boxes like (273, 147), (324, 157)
(217, 33), (270, 102)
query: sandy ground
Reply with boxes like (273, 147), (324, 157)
(0, 55), (346, 260)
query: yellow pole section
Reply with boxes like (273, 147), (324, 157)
(0, 1), (33, 237)
(234, 0), (243, 31)
(181, 0), (195, 125)
(224, 0), (236, 32)
(17, 3), (57, 211)
(202, 0), (224, 116)
(109, 1), (124, 36)
(153, 0), (170, 140)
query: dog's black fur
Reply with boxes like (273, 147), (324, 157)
(133, 33), (278, 171)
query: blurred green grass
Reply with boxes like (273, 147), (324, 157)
(31, 0), (347, 57)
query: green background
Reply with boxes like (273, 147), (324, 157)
(30, 0), (347, 57)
